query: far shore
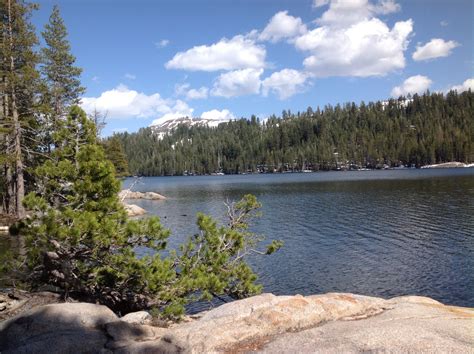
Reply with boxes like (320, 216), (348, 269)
(121, 161), (474, 178)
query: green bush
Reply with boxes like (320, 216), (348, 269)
(21, 106), (281, 316)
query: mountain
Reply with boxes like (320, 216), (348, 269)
(150, 116), (230, 139)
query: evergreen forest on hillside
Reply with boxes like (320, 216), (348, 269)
(114, 91), (474, 176)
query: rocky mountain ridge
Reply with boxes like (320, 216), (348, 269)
(150, 116), (230, 139)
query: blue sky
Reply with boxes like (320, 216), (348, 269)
(32, 0), (473, 136)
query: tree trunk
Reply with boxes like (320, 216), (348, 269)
(7, 0), (25, 219)
(12, 102), (25, 218)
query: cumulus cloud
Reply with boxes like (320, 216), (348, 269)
(82, 85), (234, 130)
(262, 69), (309, 99)
(391, 75), (432, 97)
(259, 11), (307, 43)
(149, 100), (194, 126)
(412, 38), (459, 61)
(175, 83), (209, 100)
(81, 84), (197, 124)
(165, 35), (266, 71)
(211, 68), (263, 98)
(450, 78), (474, 93)
(186, 87), (209, 100)
(295, 0), (411, 77)
(81, 84), (173, 118)
(316, 0), (399, 27)
(201, 109), (235, 121)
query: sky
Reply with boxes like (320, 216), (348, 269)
(32, 0), (473, 136)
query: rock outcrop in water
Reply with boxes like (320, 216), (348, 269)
(1, 292), (472, 353)
(119, 190), (166, 216)
(122, 203), (147, 217)
(119, 189), (166, 200)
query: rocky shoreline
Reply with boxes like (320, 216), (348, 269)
(1, 292), (472, 353)
(119, 189), (166, 201)
(119, 189), (166, 217)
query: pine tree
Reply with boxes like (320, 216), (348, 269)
(22, 106), (281, 316)
(0, 0), (39, 218)
(39, 4), (84, 149)
(103, 135), (129, 177)
(23, 106), (171, 313)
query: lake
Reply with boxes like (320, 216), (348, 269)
(123, 168), (474, 308)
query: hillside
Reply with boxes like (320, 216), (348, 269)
(113, 90), (474, 176)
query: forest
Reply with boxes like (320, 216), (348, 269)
(114, 90), (474, 176)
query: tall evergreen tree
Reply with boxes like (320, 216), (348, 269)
(39, 4), (84, 148)
(103, 135), (129, 177)
(0, 0), (39, 218)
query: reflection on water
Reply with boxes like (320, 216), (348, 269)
(124, 169), (474, 307)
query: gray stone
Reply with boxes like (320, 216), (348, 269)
(120, 310), (152, 325)
(123, 203), (147, 216)
(119, 190), (166, 200)
(1, 293), (472, 353)
(0, 302), (117, 353)
(259, 296), (474, 353)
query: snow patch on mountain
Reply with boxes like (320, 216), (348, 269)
(150, 112), (233, 140)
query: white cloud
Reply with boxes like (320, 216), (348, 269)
(412, 38), (459, 61)
(211, 68), (263, 98)
(165, 35), (266, 71)
(313, 0), (330, 8)
(81, 84), (182, 119)
(175, 83), (209, 100)
(294, 0), (411, 77)
(317, 0), (370, 26)
(186, 87), (209, 100)
(297, 17), (412, 77)
(259, 11), (307, 43)
(155, 39), (170, 48)
(391, 75), (432, 97)
(450, 78), (474, 93)
(82, 85), (234, 130)
(440, 20), (448, 27)
(372, 0), (400, 15)
(91, 76), (99, 82)
(262, 69), (309, 99)
(201, 109), (235, 121)
(124, 73), (136, 80)
(174, 83), (190, 96)
(316, 0), (400, 26)
(149, 100), (194, 126)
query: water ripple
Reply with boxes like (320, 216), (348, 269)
(128, 169), (474, 307)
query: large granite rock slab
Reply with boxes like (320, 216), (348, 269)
(1, 293), (472, 353)
(260, 295), (474, 353)
(0, 302), (118, 353)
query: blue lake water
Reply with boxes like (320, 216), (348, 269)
(123, 168), (474, 307)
